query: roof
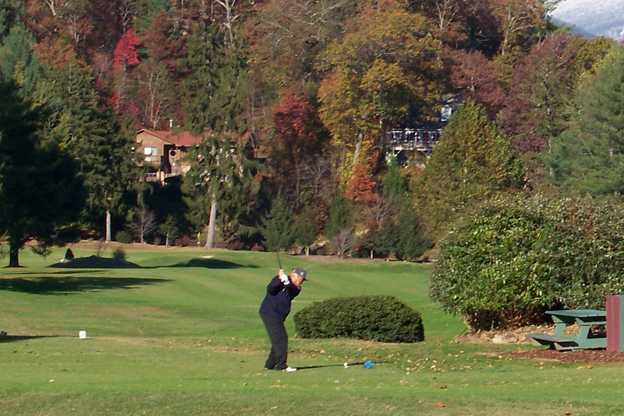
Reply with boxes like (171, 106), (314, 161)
(138, 129), (205, 147)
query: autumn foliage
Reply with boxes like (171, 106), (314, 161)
(346, 164), (378, 205)
(113, 29), (140, 69)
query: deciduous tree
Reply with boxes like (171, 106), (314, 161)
(318, 8), (446, 179)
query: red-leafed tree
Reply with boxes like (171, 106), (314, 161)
(134, 13), (183, 129)
(346, 163), (378, 205)
(112, 29), (140, 116)
(272, 89), (327, 197)
(449, 49), (506, 116)
(113, 29), (140, 68)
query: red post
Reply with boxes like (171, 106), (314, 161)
(607, 295), (623, 353)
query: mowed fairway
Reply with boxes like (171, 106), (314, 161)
(1, 247), (623, 416)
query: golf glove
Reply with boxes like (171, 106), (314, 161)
(279, 270), (290, 285)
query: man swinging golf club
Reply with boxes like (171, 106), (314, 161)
(259, 267), (307, 372)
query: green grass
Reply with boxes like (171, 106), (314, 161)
(0, 246), (622, 415)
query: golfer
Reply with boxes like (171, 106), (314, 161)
(259, 267), (307, 372)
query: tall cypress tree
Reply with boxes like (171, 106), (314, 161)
(0, 80), (84, 267)
(549, 46), (624, 195)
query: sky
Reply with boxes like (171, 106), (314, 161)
(551, 0), (624, 39)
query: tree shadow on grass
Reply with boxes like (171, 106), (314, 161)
(0, 335), (61, 343)
(50, 256), (140, 269)
(9, 270), (104, 275)
(169, 258), (258, 269)
(0, 276), (169, 295)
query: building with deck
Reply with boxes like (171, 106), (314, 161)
(136, 129), (204, 184)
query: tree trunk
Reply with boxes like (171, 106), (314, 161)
(106, 210), (112, 242)
(8, 241), (20, 268)
(165, 232), (170, 248)
(305, 246), (310, 256)
(206, 193), (217, 249)
(370, 249), (374, 260)
(352, 133), (363, 173)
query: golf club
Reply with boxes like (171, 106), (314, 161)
(276, 251), (282, 270)
(296, 361), (383, 371)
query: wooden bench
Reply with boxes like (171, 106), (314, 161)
(528, 309), (606, 351)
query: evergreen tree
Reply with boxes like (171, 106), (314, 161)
(182, 21), (250, 248)
(549, 46), (624, 196)
(158, 215), (179, 247)
(0, 1), (22, 40)
(37, 60), (138, 239)
(0, 24), (41, 97)
(382, 159), (408, 205)
(395, 200), (432, 261)
(182, 22), (222, 133)
(183, 133), (255, 248)
(261, 196), (295, 252)
(0, 80), (84, 267)
(293, 205), (319, 256)
(325, 194), (353, 239)
(417, 101), (525, 237)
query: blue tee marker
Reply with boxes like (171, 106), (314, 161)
(363, 360), (374, 369)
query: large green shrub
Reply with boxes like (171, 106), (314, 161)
(294, 296), (424, 343)
(431, 194), (624, 330)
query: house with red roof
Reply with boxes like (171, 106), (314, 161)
(136, 129), (205, 183)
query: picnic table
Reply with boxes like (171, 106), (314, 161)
(528, 309), (607, 351)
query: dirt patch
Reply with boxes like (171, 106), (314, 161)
(50, 255), (140, 269)
(456, 325), (554, 345)
(513, 349), (624, 364)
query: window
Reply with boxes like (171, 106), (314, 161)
(144, 146), (159, 156)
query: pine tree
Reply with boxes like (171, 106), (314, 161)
(183, 133), (255, 248)
(261, 196), (295, 252)
(0, 80), (84, 267)
(0, 24), (41, 97)
(182, 22), (222, 133)
(549, 46), (624, 196)
(37, 60), (138, 239)
(293, 205), (319, 256)
(182, 22), (250, 248)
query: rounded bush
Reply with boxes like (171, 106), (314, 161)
(294, 296), (424, 343)
(431, 194), (624, 330)
(115, 230), (133, 244)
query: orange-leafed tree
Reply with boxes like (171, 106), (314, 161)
(345, 163), (378, 205)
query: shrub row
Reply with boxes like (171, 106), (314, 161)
(294, 296), (424, 343)
(431, 194), (624, 330)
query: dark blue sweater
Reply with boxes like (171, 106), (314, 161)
(259, 276), (301, 319)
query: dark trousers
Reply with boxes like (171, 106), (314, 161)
(260, 313), (288, 370)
